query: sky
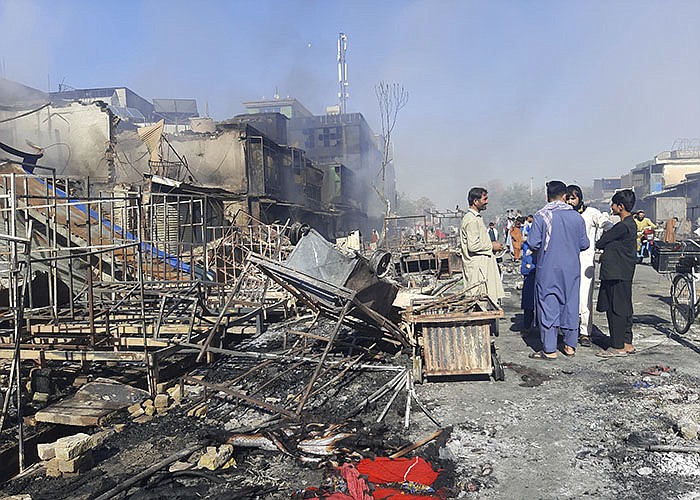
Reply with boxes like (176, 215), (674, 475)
(1, 0), (699, 209)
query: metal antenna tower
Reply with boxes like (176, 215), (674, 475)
(337, 32), (349, 114)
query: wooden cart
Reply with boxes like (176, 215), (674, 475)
(404, 292), (505, 382)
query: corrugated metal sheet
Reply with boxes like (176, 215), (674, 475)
(423, 321), (491, 376)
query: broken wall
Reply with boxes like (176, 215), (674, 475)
(0, 102), (114, 180)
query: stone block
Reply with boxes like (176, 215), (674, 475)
(156, 382), (171, 394)
(130, 407), (145, 418)
(37, 442), (56, 461)
(58, 450), (94, 473)
(127, 402), (142, 415)
(32, 392), (49, 403)
(154, 394), (170, 408)
(143, 399), (154, 407)
(45, 458), (61, 477)
(144, 405), (156, 417)
(197, 444), (234, 470)
(54, 433), (92, 460)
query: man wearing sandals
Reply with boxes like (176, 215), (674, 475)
(595, 189), (638, 358)
(527, 181), (589, 360)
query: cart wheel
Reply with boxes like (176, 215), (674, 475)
(491, 344), (505, 382)
(671, 274), (695, 334)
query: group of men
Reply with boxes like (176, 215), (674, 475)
(459, 181), (639, 360)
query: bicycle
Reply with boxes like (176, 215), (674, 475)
(668, 240), (700, 334)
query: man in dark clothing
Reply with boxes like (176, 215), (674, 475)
(595, 189), (637, 357)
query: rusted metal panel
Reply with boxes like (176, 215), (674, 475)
(422, 321), (492, 376)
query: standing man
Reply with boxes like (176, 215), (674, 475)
(460, 187), (505, 303)
(488, 221), (498, 242)
(566, 185), (612, 347)
(527, 181), (589, 360)
(596, 190), (638, 357)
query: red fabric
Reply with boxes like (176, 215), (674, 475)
(356, 457), (440, 486)
(339, 463), (373, 500)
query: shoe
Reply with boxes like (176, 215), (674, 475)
(595, 349), (628, 358)
(529, 351), (557, 361)
(579, 336), (592, 347)
(562, 346), (576, 357)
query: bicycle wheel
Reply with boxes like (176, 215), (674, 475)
(671, 273), (695, 334)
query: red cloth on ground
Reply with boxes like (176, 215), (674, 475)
(356, 457), (440, 486)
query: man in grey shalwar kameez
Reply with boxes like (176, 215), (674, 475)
(527, 181), (589, 360)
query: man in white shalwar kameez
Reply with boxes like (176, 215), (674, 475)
(566, 185), (612, 347)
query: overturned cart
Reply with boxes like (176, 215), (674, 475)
(404, 292), (505, 382)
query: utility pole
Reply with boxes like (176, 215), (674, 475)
(337, 33), (349, 114)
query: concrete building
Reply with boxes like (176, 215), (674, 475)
(243, 97), (313, 119)
(626, 149), (700, 197)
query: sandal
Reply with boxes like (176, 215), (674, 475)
(529, 351), (557, 361)
(562, 346), (576, 357)
(579, 336), (592, 347)
(595, 349), (628, 358)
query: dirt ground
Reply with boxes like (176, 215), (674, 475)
(3, 262), (700, 499)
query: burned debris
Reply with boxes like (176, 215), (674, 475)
(0, 139), (502, 499)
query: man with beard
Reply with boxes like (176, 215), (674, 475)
(460, 187), (505, 303)
(566, 185), (612, 347)
(527, 181), (589, 360)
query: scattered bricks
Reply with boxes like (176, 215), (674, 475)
(45, 458), (61, 477)
(130, 407), (145, 418)
(154, 394), (170, 408)
(127, 402), (143, 415)
(197, 444), (234, 471)
(58, 450), (94, 473)
(144, 405), (156, 417)
(37, 442), (56, 461)
(133, 414), (153, 424)
(54, 433), (92, 461)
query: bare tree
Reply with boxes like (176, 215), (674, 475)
(374, 82), (408, 236)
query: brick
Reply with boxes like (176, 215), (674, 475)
(194, 404), (207, 418)
(197, 444), (234, 470)
(58, 450), (93, 473)
(114, 424), (127, 433)
(144, 405), (156, 417)
(127, 402), (142, 414)
(143, 399), (154, 407)
(154, 394), (170, 408)
(32, 392), (49, 403)
(130, 406), (144, 418)
(54, 433), (92, 460)
(156, 382), (171, 394)
(45, 458), (61, 477)
(37, 442), (56, 461)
